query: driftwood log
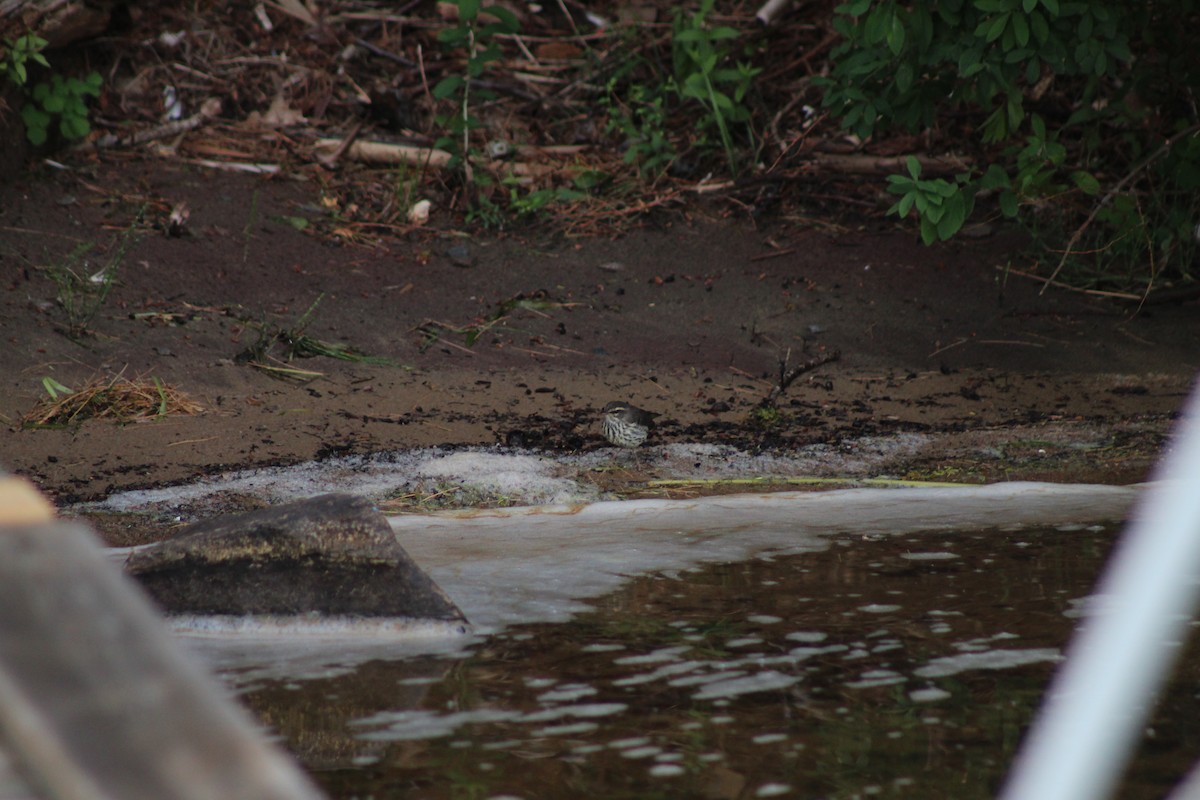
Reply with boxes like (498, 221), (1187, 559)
(0, 0), (112, 51)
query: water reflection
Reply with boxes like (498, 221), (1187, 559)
(231, 525), (1200, 799)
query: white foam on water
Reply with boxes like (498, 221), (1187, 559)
(914, 648), (1063, 678)
(82, 438), (1103, 518)
(692, 670), (800, 700)
(168, 614), (471, 639)
(102, 474), (1140, 674)
(393, 482), (1139, 636)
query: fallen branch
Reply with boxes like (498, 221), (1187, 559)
(313, 138), (453, 168)
(760, 349), (841, 408)
(90, 98), (222, 150)
(808, 152), (972, 177)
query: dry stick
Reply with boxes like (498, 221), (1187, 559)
(417, 43), (433, 107)
(353, 36), (417, 67)
(89, 98), (222, 150)
(767, 110), (828, 175)
(998, 265), (1141, 300)
(1040, 121), (1200, 294)
(1133, 191), (1157, 316)
(316, 120), (364, 168)
(760, 349), (841, 408)
(553, 0), (581, 37)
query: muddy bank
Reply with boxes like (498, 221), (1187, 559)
(2, 167), (1196, 512)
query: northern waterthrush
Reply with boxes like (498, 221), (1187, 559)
(601, 401), (659, 448)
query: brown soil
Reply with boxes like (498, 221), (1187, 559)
(2, 160), (1195, 512)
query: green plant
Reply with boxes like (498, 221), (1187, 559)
(603, 79), (677, 177)
(669, 0), (761, 175)
(239, 294), (407, 378)
(41, 213), (140, 340)
(22, 71), (102, 145)
(601, 3), (759, 179)
(464, 172), (591, 228)
(0, 34), (49, 87)
(40, 376), (73, 400)
(748, 405), (783, 429)
(820, 0), (1199, 287)
(433, 0), (520, 184)
(886, 157), (973, 244)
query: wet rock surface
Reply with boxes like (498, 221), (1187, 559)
(125, 493), (466, 623)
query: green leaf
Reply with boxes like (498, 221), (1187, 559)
(933, 179), (958, 198)
(1011, 13), (1028, 46)
(998, 190), (1018, 217)
(481, 5), (520, 31)
(936, 193), (966, 238)
(437, 27), (468, 45)
(919, 216), (938, 245)
(839, 0), (872, 16)
(275, 215), (309, 231)
(41, 377), (73, 400)
(980, 163), (1010, 190)
(1070, 170), (1100, 195)
(433, 75), (464, 99)
(897, 191), (915, 217)
(1106, 39), (1131, 62)
(985, 13), (1009, 42)
(1029, 10), (1048, 42)
(864, 7), (890, 44)
(60, 114), (89, 140)
(458, 0), (481, 21)
(1040, 0), (1058, 14)
(1006, 93), (1024, 129)
(906, 155), (922, 179)
(886, 13), (906, 55)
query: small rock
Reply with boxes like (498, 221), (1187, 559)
(445, 244), (476, 268)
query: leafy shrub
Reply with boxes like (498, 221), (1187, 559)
(22, 72), (103, 145)
(0, 34), (49, 87)
(820, 0), (1199, 285)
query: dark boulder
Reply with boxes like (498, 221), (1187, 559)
(125, 493), (466, 624)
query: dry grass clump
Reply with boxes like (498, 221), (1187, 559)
(22, 375), (203, 427)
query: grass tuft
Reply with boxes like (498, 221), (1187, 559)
(22, 374), (203, 428)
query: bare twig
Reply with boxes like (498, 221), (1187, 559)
(760, 348), (841, 408)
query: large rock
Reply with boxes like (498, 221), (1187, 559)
(125, 493), (466, 624)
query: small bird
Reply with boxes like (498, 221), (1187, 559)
(601, 401), (659, 448)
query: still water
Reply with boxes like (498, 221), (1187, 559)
(225, 524), (1200, 799)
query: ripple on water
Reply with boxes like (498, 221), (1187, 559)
(229, 523), (1174, 799)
